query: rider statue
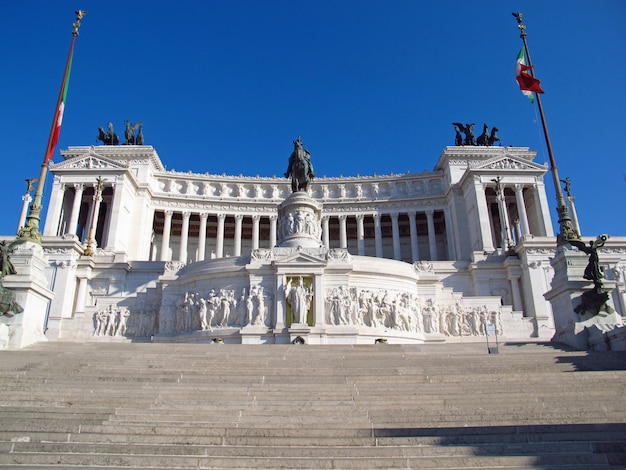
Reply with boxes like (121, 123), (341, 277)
(285, 137), (315, 192)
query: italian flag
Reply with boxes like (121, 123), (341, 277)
(44, 38), (75, 164)
(515, 47), (544, 103)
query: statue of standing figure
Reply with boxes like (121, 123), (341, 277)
(284, 277), (313, 324)
(285, 137), (315, 192)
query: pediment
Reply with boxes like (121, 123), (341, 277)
(273, 250), (327, 265)
(474, 155), (546, 172)
(51, 153), (129, 171)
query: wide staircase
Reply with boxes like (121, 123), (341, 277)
(0, 341), (625, 469)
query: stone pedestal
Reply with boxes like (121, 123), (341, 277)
(545, 246), (623, 350)
(277, 192), (323, 248)
(288, 323), (311, 344)
(240, 324), (274, 344)
(0, 242), (54, 349)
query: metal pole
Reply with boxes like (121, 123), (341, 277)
(18, 10), (86, 244)
(512, 12), (580, 246)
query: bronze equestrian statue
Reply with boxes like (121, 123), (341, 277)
(285, 137), (315, 192)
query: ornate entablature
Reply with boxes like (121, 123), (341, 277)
(60, 146), (165, 172)
(51, 154), (129, 171)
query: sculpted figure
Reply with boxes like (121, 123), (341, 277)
(488, 127), (500, 146)
(452, 122), (476, 146)
(285, 137), (315, 192)
(124, 121), (135, 145)
(453, 125), (463, 146)
(198, 298), (209, 330)
(0, 241), (18, 279)
(97, 122), (119, 145)
(560, 177), (572, 198)
(476, 123), (489, 146)
(569, 235), (608, 286)
(284, 277), (313, 324)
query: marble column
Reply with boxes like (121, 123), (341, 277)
(160, 210), (173, 261)
(495, 188), (513, 253)
(178, 211), (191, 262)
(234, 214), (243, 256)
(322, 216), (330, 249)
(338, 215), (347, 249)
(17, 194), (32, 232)
(251, 215), (260, 250)
(86, 182), (105, 251)
(443, 208), (455, 261)
(425, 210), (438, 261)
(408, 211), (419, 262)
(216, 213), (226, 258)
(269, 215), (277, 248)
(567, 196), (581, 236)
(391, 213), (401, 261)
(473, 178), (494, 252)
(43, 179), (66, 236)
(66, 183), (84, 237)
(356, 214), (365, 255)
(373, 214), (383, 258)
(197, 213), (208, 261)
(513, 184), (531, 238)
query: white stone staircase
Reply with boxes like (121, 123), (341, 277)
(0, 341), (625, 469)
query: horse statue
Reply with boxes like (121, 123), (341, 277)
(285, 137), (315, 192)
(96, 122), (119, 145)
(123, 121), (144, 145)
(477, 123), (489, 146)
(488, 127), (501, 146)
(452, 122), (475, 146)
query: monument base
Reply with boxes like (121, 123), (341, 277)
(0, 242), (54, 350)
(545, 246), (624, 351)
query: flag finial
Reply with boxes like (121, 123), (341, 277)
(512, 12), (526, 37)
(72, 10), (87, 36)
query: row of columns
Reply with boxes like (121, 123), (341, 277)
(324, 209), (445, 261)
(46, 182), (109, 250)
(474, 178), (550, 253)
(159, 211), (279, 262)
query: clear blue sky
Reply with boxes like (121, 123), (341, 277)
(1, 1), (624, 238)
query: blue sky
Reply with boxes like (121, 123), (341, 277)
(1, 1), (624, 239)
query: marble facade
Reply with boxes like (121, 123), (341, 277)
(22, 144), (624, 346)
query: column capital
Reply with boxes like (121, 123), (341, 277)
(338, 214), (347, 221)
(73, 183), (85, 192)
(251, 214), (261, 221)
(164, 209), (174, 217)
(234, 214), (243, 221)
(181, 210), (191, 219)
(217, 213), (226, 221)
(199, 212), (209, 220)
(355, 213), (364, 221)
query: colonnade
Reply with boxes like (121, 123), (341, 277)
(151, 208), (452, 264)
(45, 181), (114, 250)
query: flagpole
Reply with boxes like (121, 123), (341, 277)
(513, 12), (580, 246)
(18, 10), (87, 244)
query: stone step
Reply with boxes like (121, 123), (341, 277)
(2, 440), (610, 459)
(0, 450), (617, 469)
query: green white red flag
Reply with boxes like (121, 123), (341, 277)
(515, 47), (544, 103)
(44, 37), (76, 164)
